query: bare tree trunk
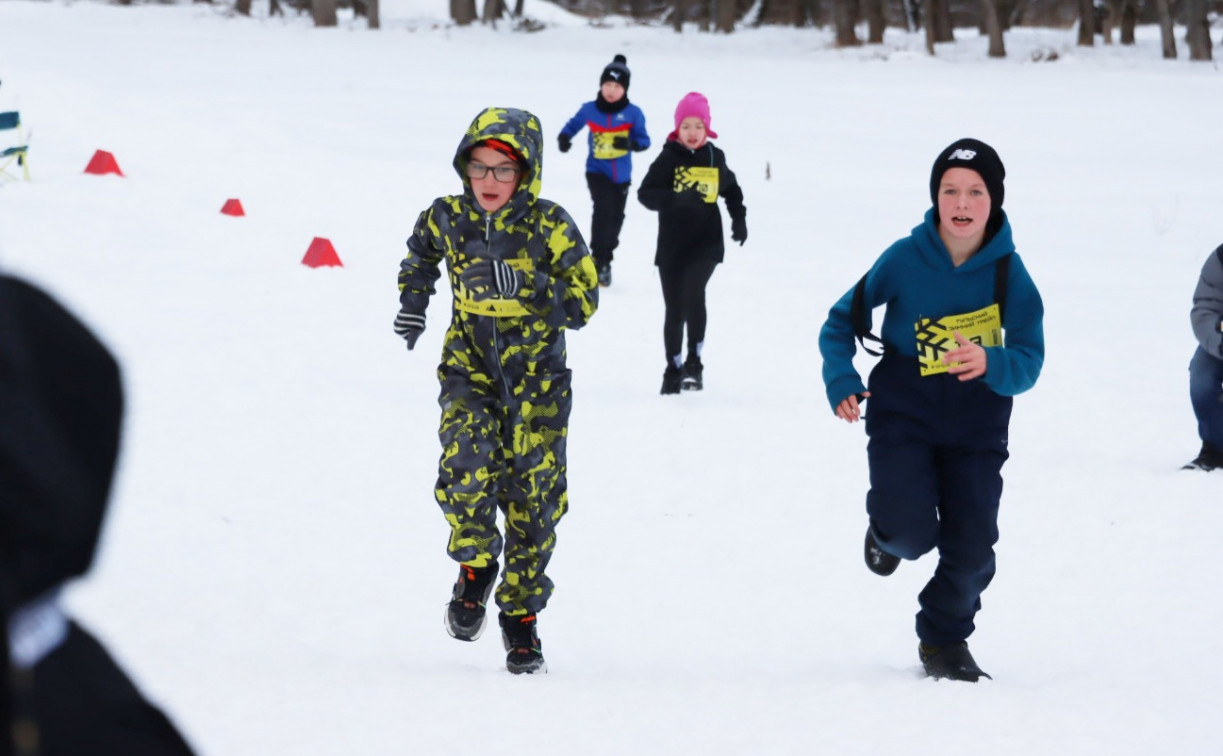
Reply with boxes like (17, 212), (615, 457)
(834, 0), (862, 45)
(863, 0), (885, 43)
(715, 0), (736, 32)
(1119, 1), (1136, 44)
(1153, 0), (1176, 58)
(981, 0), (1005, 57)
(931, 0), (953, 43)
(1184, 0), (1212, 60)
(1099, 0), (1119, 44)
(481, 0), (503, 24)
(452, 0), (477, 25)
(672, 0), (689, 31)
(630, 0), (649, 19)
(367, 0), (379, 28)
(923, 0), (935, 53)
(901, 0), (919, 33)
(269, 0), (283, 16)
(235, 0), (252, 14)
(1076, 0), (1093, 46)
(313, 0), (337, 26)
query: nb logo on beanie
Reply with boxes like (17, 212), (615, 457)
(948, 149), (977, 161)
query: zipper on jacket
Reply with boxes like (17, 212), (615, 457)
(484, 214), (511, 402)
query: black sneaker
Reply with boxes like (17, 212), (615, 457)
(919, 641), (991, 682)
(1182, 442), (1223, 471)
(445, 563), (498, 641)
(499, 612), (547, 674)
(597, 263), (612, 287)
(660, 365), (682, 395)
(864, 528), (900, 576)
(681, 356), (703, 391)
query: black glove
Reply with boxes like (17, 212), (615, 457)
(557, 133), (572, 153)
(393, 310), (425, 350)
(459, 260), (520, 301)
(674, 186), (705, 207)
(612, 135), (631, 151)
(731, 217), (747, 246)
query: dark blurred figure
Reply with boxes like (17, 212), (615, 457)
(1, 274), (195, 755)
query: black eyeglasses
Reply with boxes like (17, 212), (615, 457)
(466, 160), (521, 183)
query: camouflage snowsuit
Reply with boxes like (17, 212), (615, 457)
(398, 108), (599, 617)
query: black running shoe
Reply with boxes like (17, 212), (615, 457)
(499, 612), (547, 674)
(864, 528), (900, 576)
(681, 356), (703, 391)
(919, 641), (991, 682)
(1182, 442), (1223, 472)
(660, 364), (682, 395)
(445, 563), (498, 641)
(597, 263), (612, 287)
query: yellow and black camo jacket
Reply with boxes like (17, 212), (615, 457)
(398, 107), (599, 387)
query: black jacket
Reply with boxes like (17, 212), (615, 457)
(637, 140), (746, 267)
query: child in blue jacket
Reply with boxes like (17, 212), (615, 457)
(819, 138), (1044, 682)
(557, 54), (650, 287)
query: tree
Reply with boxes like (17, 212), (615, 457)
(862, 0), (885, 43)
(313, 0), (337, 26)
(715, 0), (736, 32)
(1184, 0), (1212, 61)
(366, 0), (380, 29)
(482, 0), (503, 24)
(1153, 0), (1176, 59)
(235, 0), (251, 14)
(980, 0), (1005, 57)
(1076, 0), (1094, 46)
(833, 0), (862, 46)
(452, 0), (477, 25)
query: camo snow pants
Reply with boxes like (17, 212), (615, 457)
(434, 364), (572, 617)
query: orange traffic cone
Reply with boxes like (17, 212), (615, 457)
(84, 150), (124, 176)
(302, 237), (343, 268)
(220, 199), (245, 217)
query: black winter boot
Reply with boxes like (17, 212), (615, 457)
(919, 641), (992, 682)
(445, 563), (498, 641)
(1182, 442), (1223, 471)
(597, 262), (612, 287)
(660, 364), (682, 395)
(864, 528), (900, 576)
(499, 612), (547, 674)
(681, 356), (703, 391)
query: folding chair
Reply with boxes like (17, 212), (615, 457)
(0, 111), (30, 182)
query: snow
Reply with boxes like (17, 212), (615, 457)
(2, 2), (1222, 753)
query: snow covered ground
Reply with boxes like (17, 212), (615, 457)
(2, 2), (1222, 753)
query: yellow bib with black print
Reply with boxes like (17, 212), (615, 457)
(592, 131), (629, 160)
(455, 259), (534, 318)
(915, 303), (1002, 376)
(673, 166), (719, 204)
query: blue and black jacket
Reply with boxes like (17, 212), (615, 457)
(559, 96), (650, 185)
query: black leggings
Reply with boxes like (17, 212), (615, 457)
(658, 260), (718, 363)
(585, 173), (630, 267)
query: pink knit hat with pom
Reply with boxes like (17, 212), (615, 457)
(667, 91), (718, 141)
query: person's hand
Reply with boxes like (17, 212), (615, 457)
(835, 391), (870, 423)
(731, 217), (747, 246)
(393, 311), (425, 351)
(944, 331), (987, 381)
(674, 186), (704, 206)
(557, 134), (572, 153)
(459, 260), (520, 301)
(612, 135), (631, 151)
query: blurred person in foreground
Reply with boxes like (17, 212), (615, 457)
(1183, 243), (1223, 471)
(1, 272), (195, 754)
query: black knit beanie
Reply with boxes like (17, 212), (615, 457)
(929, 138), (1005, 235)
(600, 54), (630, 92)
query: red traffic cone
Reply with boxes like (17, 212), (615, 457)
(302, 237), (343, 268)
(220, 199), (245, 217)
(84, 150), (124, 176)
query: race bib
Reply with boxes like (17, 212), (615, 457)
(455, 258), (534, 318)
(673, 166), (719, 204)
(592, 131), (629, 160)
(915, 303), (1002, 376)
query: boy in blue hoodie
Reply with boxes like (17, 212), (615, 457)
(557, 54), (650, 287)
(819, 139), (1044, 682)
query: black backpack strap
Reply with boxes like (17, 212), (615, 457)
(850, 273), (885, 357)
(994, 253), (1012, 322)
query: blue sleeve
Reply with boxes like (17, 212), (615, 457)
(560, 104), (589, 138)
(981, 254), (1045, 396)
(631, 107), (650, 150)
(819, 283), (866, 413)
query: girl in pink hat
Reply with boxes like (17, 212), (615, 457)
(638, 91), (747, 394)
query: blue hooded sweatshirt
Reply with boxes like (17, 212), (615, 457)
(819, 209), (1044, 412)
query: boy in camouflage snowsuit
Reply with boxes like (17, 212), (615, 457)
(393, 107), (598, 674)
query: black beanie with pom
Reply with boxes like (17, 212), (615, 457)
(600, 54), (630, 92)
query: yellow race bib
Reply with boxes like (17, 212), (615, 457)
(673, 166), (719, 204)
(454, 258), (535, 318)
(592, 131), (629, 160)
(915, 304), (1002, 376)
